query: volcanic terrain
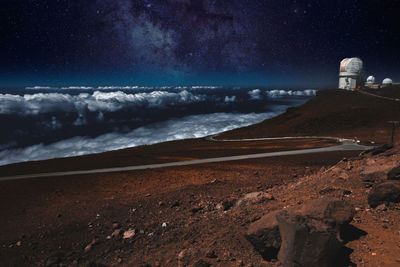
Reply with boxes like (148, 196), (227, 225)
(1, 86), (400, 266)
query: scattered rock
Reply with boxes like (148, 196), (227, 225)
(375, 204), (387, 211)
(205, 250), (218, 258)
(45, 253), (64, 266)
(178, 249), (187, 260)
(178, 248), (193, 266)
(112, 229), (123, 238)
(162, 222), (168, 228)
(246, 210), (281, 260)
(123, 229), (136, 239)
(84, 239), (100, 253)
(194, 259), (211, 267)
(387, 166), (400, 180)
(368, 180), (400, 208)
(190, 206), (203, 214)
(319, 187), (352, 197)
(219, 200), (236, 211)
(236, 192), (274, 206)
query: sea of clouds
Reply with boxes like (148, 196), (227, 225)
(0, 112), (278, 166)
(0, 87), (317, 166)
(0, 90), (205, 115)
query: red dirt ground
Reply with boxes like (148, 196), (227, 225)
(1, 86), (400, 266)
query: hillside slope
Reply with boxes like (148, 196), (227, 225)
(219, 86), (400, 143)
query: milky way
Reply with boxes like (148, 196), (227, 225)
(1, 0), (400, 86)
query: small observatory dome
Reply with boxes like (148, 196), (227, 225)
(382, 78), (393, 85)
(366, 76), (375, 84)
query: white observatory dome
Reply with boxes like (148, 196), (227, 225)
(340, 58), (363, 74)
(366, 76), (375, 84)
(382, 78), (393, 85)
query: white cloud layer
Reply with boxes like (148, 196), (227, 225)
(266, 89), (316, 98)
(224, 95), (236, 103)
(0, 90), (205, 115)
(0, 112), (279, 166)
(248, 89), (262, 100)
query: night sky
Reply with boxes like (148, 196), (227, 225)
(1, 0), (399, 87)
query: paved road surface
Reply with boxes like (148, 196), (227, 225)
(0, 138), (371, 182)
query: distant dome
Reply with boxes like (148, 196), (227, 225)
(383, 78), (393, 85)
(366, 76), (375, 84)
(340, 58), (363, 74)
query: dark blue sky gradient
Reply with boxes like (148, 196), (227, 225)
(1, 0), (399, 87)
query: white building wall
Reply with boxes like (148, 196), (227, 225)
(339, 77), (357, 90)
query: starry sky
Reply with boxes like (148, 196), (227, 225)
(1, 0), (399, 87)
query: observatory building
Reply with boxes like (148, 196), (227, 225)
(382, 78), (393, 87)
(366, 76), (375, 86)
(339, 57), (364, 90)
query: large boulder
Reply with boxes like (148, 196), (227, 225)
(289, 198), (355, 228)
(277, 211), (343, 267)
(368, 180), (400, 208)
(276, 198), (354, 267)
(387, 166), (400, 180)
(246, 210), (281, 260)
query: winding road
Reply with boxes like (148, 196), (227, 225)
(0, 136), (371, 182)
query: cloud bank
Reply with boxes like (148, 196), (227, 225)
(0, 112), (278, 166)
(0, 90), (205, 115)
(266, 89), (316, 98)
(248, 89), (262, 100)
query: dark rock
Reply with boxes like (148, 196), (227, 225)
(205, 250), (218, 258)
(375, 204), (387, 211)
(246, 210), (281, 260)
(45, 253), (64, 266)
(387, 166), (400, 180)
(276, 198), (354, 267)
(190, 207), (203, 214)
(277, 210), (342, 267)
(361, 173), (385, 184)
(194, 259), (211, 267)
(171, 201), (180, 208)
(368, 180), (400, 208)
(86, 262), (108, 267)
(368, 144), (393, 155)
(221, 200), (236, 211)
(289, 198), (354, 228)
(319, 187), (352, 197)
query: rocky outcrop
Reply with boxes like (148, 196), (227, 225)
(368, 180), (400, 208)
(246, 198), (354, 267)
(277, 210), (343, 267)
(387, 166), (400, 180)
(245, 210), (281, 260)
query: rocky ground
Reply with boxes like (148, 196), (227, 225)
(1, 87), (400, 266)
(1, 145), (400, 266)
